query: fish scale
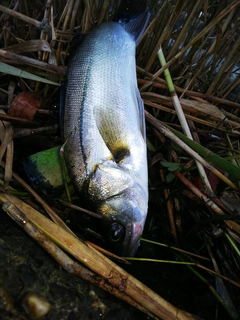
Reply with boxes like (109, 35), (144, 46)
(64, 21), (148, 256)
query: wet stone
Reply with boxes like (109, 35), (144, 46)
(22, 293), (51, 319)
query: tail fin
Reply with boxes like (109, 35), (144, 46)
(113, 0), (152, 44)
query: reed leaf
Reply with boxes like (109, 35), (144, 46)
(0, 61), (60, 86)
(165, 123), (240, 181)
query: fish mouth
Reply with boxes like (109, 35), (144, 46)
(126, 222), (143, 256)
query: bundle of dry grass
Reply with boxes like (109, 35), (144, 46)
(0, 1), (240, 319)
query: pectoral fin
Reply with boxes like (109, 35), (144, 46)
(93, 87), (145, 162)
(135, 87), (146, 141)
(93, 106), (130, 163)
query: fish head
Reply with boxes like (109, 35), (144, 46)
(88, 161), (148, 256)
(96, 191), (147, 256)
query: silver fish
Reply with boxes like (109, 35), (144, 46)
(64, 21), (148, 256)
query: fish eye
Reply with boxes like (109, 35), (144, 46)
(108, 223), (124, 242)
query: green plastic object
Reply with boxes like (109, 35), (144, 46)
(23, 146), (69, 194)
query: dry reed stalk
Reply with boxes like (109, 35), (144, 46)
(160, 169), (179, 245)
(0, 48), (66, 75)
(0, 4), (41, 27)
(137, 75), (240, 109)
(138, 0), (240, 98)
(173, 170), (240, 234)
(145, 110), (238, 190)
(144, 100), (240, 136)
(142, 92), (240, 131)
(0, 160), (75, 236)
(3, 39), (52, 53)
(1, 201), (158, 319)
(0, 113), (13, 163)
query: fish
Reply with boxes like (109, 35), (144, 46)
(63, 1), (150, 256)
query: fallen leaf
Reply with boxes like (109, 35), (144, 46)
(9, 92), (42, 120)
